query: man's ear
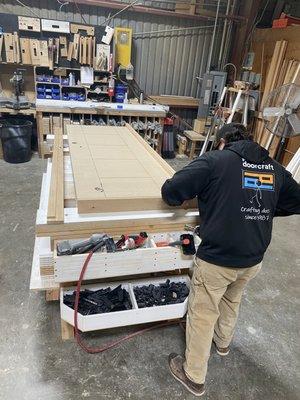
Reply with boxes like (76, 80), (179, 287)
(218, 138), (226, 150)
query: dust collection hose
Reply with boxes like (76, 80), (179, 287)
(73, 250), (186, 354)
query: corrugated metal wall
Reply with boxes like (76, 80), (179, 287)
(1, 0), (226, 97)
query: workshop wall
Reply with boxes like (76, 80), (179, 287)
(1, 0), (225, 98)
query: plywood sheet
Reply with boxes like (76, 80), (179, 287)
(67, 125), (175, 213)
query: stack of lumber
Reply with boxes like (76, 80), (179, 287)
(254, 30), (300, 158)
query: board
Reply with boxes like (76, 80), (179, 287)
(67, 125), (175, 213)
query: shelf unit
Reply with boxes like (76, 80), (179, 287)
(37, 105), (166, 157)
(34, 66), (110, 102)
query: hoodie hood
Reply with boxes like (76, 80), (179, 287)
(225, 140), (270, 164)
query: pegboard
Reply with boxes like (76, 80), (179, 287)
(0, 13), (112, 69)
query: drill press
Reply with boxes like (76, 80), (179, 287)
(0, 69), (31, 110)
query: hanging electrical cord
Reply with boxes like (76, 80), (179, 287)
(15, 0), (40, 17)
(242, 0), (271, 67)
(133, 24), (216, 37)
(57, 0), (69, 12)
(74, 0), (88, 24)
(99, 0), (140, 27)
(206, 0), (221, 73)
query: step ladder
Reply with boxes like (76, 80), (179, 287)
(200, 85), (251, 156)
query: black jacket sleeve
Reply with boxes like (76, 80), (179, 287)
(275, 170), (300, 216)
(161, 156), (211, 206)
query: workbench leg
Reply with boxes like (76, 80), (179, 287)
(61, 319), (74, 341)
(45, 289), (60, 302)
(36, 111), (44, 158)
(189, 141), (196, 159)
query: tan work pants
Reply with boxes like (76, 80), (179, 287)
(183, 258), (262, 384)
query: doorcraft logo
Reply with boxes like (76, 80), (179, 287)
(242, 171), (275, 207)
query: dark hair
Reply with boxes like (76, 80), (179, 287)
(215, 123), (253, 146)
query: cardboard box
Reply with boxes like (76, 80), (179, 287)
(193, 118), (206, 134)
(175, 1), (196, 15)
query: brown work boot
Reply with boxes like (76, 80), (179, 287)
(213, 341), (230, 356)
(168, 353), (205, 397)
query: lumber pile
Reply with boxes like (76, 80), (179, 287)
(254, 39), (300, 159)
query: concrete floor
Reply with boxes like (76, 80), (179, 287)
(0, 154), (299, 400)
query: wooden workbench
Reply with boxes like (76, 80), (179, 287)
(31, 125), (198, 339)
(184, 130), (215, 159)
(35, 102), (167, 157)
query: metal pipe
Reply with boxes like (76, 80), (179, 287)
(242, 93), (249, 127)
(218, 0), (231, 69)
(227, 89), (242, 123)
(133, 24), (216, 37)
(221, 0), (237, 67)
(200, 86), (227, 156)
(206, 0), (221, 73)
(156, 0), (229, 4)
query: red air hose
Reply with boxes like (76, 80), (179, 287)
(73, 251), (185, 354)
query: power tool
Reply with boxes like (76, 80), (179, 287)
(155, 234), (196, 256)
(116, 232), (148, 250)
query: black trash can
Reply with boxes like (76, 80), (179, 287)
(0, 119), (33, 164)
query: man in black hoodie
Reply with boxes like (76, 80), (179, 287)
(162, 123), (300, 397)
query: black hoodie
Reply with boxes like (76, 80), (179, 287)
(161, 140), (300, 268)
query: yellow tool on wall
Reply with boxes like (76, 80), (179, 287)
(114, 27), (132, 68)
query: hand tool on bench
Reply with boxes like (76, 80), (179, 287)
(57, 233), (108, 255)
(155, 234), (196, 255)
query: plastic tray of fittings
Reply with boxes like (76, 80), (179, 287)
(60, 275), (190, 331)
(54, 231), (195, 283)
